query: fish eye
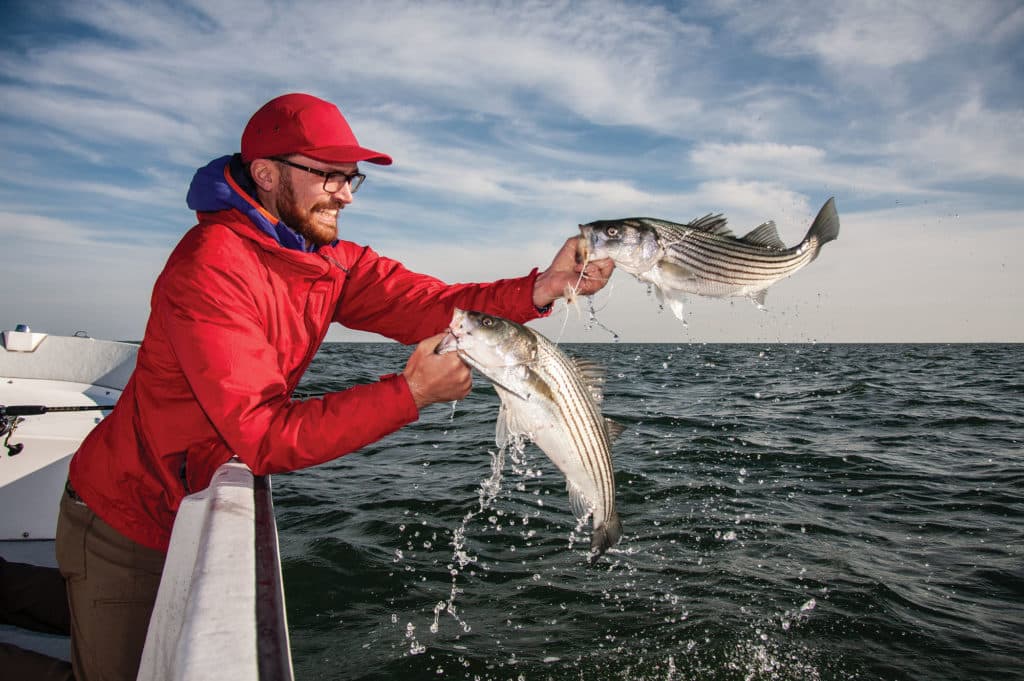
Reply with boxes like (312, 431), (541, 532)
(606, 227), (619, 238)
(481, 317), (494, 327)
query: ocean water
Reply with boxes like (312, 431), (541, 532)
(274, 343), (1024, 681)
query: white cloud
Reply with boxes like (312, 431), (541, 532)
(688, 142), (935, 198)
(708, 0), (1012, 68)
(890, 94), (1024, 182)
(1, 0), (1022, 342)
(0, 84), (208, 165)
(0, 210), (169, 339)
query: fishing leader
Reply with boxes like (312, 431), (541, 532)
(55, 92), (614, 681)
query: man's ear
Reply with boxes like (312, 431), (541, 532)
(249, 158), (277, 192)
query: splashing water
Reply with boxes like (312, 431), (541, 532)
(431, 439), (523, 637)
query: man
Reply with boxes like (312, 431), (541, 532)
(54, 92), (613, 681)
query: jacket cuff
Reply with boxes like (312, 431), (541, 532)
(524, 267), (554, 319)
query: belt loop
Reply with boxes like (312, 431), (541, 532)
(65, 480), (86, 505)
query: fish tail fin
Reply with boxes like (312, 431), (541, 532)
(589, 510), (623, 563)
(803, 197), (840, 261)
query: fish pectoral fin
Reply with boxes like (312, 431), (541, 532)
(657, 255), (696, 281)
(520, 366), (557, 404)
(604, 418), (626, 443)
(750, 289), (768, 309)
(490, 374), (531, 402)
(739, 221), (786, 250)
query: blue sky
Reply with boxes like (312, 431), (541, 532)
(1, 0), (1021, 342)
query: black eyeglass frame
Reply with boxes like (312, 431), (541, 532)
(270, 157), (366, 193)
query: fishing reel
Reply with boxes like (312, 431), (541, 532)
(1, 403), (116, 456)
(0, 406), (25, 456)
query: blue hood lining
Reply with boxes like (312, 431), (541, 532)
(186, 155), (322, 253)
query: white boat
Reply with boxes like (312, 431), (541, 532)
(1, 325), (294, 680)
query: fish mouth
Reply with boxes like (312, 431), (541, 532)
(576, 229), (592, 265)
(434, 332), (458, 355)
(435, 308), (468, 355)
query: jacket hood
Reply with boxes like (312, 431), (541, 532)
(186, 154), (324, 253)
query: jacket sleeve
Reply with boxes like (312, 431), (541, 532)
(154, 244), (420, 476)
(333, 244), (549, 344)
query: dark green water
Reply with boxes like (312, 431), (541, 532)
(274, 343), (1023, 680)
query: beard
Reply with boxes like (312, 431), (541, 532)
(274, 172), (342, 247)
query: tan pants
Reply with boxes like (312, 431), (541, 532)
(55, 488), (166, 681)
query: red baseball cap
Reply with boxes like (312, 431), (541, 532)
(241, 93), (392, 166)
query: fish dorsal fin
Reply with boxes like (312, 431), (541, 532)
(739, 221), (785, 249)
(571, 357), (606, 403)
(605, 418), (626, 442)
(566, 479), (593, 521)
(687, 213), (733, 237)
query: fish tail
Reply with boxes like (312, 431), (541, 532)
(589, 510), (623, 563)
(803, 197), (840, 261)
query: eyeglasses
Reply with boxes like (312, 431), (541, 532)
(271, 157), (366, 193)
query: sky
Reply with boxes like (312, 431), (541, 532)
(1, 0), (1022, 343)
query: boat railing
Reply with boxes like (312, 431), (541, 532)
(137, 460), (294, 681)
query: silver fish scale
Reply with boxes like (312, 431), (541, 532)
(530, 330), (616, 523)
(665, 232), (818, 285)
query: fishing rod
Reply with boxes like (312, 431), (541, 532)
(2, 392), (321, 457)
(1, 403), (116, 457)
(1, 404), (116, 416)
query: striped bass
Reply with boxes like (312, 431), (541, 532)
(436, 308), (623, 562)
(578, 197), (840, 319)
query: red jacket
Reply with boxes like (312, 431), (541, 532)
(69, 203), (545, 551)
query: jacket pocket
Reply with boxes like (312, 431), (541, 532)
(56, 491), (92, 581)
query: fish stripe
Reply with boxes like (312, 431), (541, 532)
(674, 235), (817, 266)
(535, 337), (616, 515)
(447, 310), (620, 559)
(666, 237), (819, 284)
(671, 255), (809, 283)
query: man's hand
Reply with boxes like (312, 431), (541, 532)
(533, 236), (615, 309)
(402, 334), (472, 409)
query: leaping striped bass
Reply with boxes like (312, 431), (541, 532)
(578, 197), (840, 319)
(436, 308), (623, 562)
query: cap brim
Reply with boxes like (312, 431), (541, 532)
(300, 145), (393, 166)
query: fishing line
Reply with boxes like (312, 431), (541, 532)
(555, 257), (591, 344)
(585, 282), (621, 341)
